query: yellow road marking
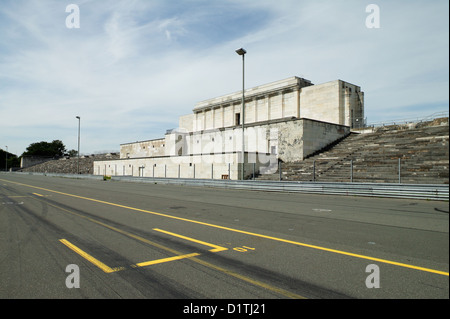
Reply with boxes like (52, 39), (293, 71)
(53, 205), (202, 270)
(38, 197), (305, 298)
(2, 178), (448, 277)
(60, 238), (199, 272)
(59, 239), (118, 274)
(33, 193), (45, 197)
(154, 228), (227, 252)
(135, 253), (200, 268)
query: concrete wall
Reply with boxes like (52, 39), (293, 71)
(300, 80), (363, 128)
(301, 119), (350, 159)
(104, 118), (349, 179)
(263, 118), (350, 162)
(21, 156), (54, 169)
(120, 138), (166, 159)
(300, 80), (340, 125)
(179, 114), (194, 132)
(94, 153), (272, 180)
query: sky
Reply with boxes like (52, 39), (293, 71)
(0, 0), (448, 156)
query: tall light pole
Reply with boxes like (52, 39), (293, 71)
(236, 48), (246, 180)
(5, 145), (7, 172)
(76, 116), (80, 174)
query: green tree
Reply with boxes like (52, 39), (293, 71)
(22, 140), (67, 157)
(0, 149), (19, 170)
(67, 149), (78, 157)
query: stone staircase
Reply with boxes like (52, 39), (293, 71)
(257, 119), (449, 184)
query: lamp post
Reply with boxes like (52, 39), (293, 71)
(235, 48), (246, 180)
(76, 116), (80, 174)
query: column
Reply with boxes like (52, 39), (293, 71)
(294, 89), (300, 118)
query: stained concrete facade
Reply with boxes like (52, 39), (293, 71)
(184, 77), (363, 132)
(120, 138), (166, 159)
(187, 77), (313, 132)
(93, 76), (363, 179)
(300, 80), (364, 128)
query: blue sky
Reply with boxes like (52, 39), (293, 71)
(0, 0), (448, 156)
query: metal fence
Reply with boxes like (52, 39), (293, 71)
(3, 171), (447, 201)
(362, 111), (449, 128)
(111, 175), (448, 201)
(276, 158), (449, 185)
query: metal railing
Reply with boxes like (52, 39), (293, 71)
(110, 175), (448, 201)
(363, 111), (449, 128)
(3, 171), (447, 201)
(276, 158), (449, 185)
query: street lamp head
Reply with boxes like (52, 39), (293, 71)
(76, 116), (80, 119)
(235, 48), (247, 56)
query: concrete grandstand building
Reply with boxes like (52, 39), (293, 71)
(93, 76), (364, 179)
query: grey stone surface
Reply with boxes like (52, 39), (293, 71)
(20, 154), (119, 175)
(259, 119), (449, 184)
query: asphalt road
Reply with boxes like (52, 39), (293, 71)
(0, 173), (448, 301)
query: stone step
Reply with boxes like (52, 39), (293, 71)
(257, 123), (449, 184)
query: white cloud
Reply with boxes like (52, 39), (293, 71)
(0, 0), (448, 156)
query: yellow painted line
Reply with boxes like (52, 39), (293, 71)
(59, 239), (118, 273)
(33, 193), (45, 197)
(54, 206), (203, 270)
(135, 253), (200, 268)
(38, 198), (305, 299)
(2, 178), (448, 277)
(154, 228), (228, 252)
